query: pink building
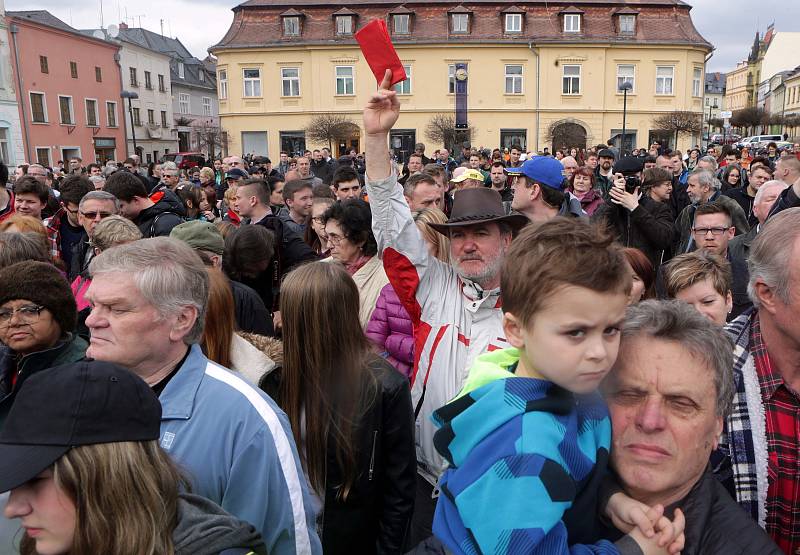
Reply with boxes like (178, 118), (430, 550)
(8, 10), (126, 166)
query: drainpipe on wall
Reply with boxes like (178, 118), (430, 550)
(529, 42), (540, 153)
(703, 50), (714, 147)
(113, 50), (132, 158)
(9, 23), (32, 164)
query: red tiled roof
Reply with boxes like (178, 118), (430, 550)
(212, 1), (710, 50)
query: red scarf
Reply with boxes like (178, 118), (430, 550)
(344, 254), (371, 276)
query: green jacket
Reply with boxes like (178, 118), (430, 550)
(0, 333), (88, 425)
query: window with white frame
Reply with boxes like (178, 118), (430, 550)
(132, 107), (141, 126)
(451, 13), (469, 33)
(106, 101), (117, 127)
(147, 109), (155, 125)
(656, 66), (674, 95)
(281, 67), (300, 96)
(199, 71), (205, 82)
(36, 147), (50, 166)
(218, 69), (228, 99)
(393, 14), (409, 34)
(505, 13), (522, 33)
(158, 74), (166, 92)
(58, 95), (74, 124)
(562, 65), (581, 95)
(505, 65), (523, 94)
(30, 92), (47, 123)
(179, 93), (190, 114)
(178, 62), (185, 79)
(336, 16), (353, 35)
(85, 99), (98, 126)
(693, 68), (702, 97)
(619, 14), (636, 34)
(202, 97), (212, 116)
(283, 16), (300, 36)
(616, 64), (635, 92)
(335, 66), (354, 95)
(243, 68), (262, 97)
(394, 65), (411, 94)
(0, 129), (9, 164)
(564, 14), (581, 32)
(161, 110), (168, 127)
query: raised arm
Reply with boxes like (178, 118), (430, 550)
(364, 70), (400, 180)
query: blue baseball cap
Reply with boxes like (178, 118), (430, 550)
(505, 156), (565, 191)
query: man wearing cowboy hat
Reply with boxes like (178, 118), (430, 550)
(363, 70), (529, 547)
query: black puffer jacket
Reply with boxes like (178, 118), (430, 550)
(134, 189), (186, 238)
(262, 356), (417, 554)
(592, 195), (674, 271)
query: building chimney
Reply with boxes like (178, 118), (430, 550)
(119, 22), (128, 29)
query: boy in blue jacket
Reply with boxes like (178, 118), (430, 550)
(431, 218), (684, 555)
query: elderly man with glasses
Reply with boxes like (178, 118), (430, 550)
(67, 190), (119, 281)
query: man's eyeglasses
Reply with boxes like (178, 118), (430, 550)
(692, 227), (730, 236)
(63, 205), (79, 215)
(80, 211), (113, 220)
(0, 304), (45, 327)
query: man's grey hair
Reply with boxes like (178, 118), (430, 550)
(79, 190), (119, 212)
(90, 215), (142, 251)
(698, 155), (719, 171)
(618, 299), (735, 418)
(89, 237), (208, 344)
(161, 161), (178, 172)
(753, 180), (788, 206)
(690, 169), (720, 192)
(747, 207), (800, 308)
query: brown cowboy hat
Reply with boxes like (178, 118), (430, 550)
(428, 188), (529, 235)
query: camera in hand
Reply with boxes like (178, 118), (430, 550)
(624, 175), (641, 194)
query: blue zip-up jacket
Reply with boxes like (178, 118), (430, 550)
(158, 344), (322, 555)
(431, 348), (619, 555)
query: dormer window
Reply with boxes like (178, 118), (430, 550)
(451, 13), (469, 33)
(282, 15), (301, 36)
(336, 16), (354, 35)
(619, 14), (636, 34)
(564, 13), (581, 32)
(505, 13), (522, 33)
(393, 14), (410, 34)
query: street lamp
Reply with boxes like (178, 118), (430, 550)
(620, 81), (633, 156)
(120, 90), (139, 157)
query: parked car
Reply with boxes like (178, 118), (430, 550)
(709, 133), (741, 145)
(736, 134), (784, 150)
(162, 152), (206, 169)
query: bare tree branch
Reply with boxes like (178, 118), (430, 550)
(651, 110), (703, 147)
(424, 114), (474, 152)
(304, 114), (360, 150)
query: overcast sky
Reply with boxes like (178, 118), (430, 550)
(7, 0), (800, 74)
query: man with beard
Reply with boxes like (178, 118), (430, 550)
(363, 70), (529, 548)
(595, 148), (615, 198)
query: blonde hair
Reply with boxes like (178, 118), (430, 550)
(0, 214), (47, 236)
(199, 167), (215, 181)
(21, 441), (185, 555)
(413, 208), (450, 262)
(90, 215), (142, 251)
(224, 185), (238, 205)
(663, 250), (732, 298)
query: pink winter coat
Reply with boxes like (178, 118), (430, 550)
(365, 283), (414, 378)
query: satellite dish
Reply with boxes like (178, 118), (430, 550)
(107, 23), (119, 38)
(92, 30), (105, 39)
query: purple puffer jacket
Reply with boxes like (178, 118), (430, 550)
(365, 283), (414, 378)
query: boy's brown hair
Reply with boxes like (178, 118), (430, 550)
(501, 218), (631, 326)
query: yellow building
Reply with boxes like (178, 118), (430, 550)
(211, 1), (711, 159)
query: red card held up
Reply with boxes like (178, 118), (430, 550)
(355, 19), (407, 86)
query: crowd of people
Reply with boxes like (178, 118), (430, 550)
(0, 68), (800, 555)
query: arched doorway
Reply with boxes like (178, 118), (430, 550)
(550, 121), (587, 153)
(335, 122), (361, 157)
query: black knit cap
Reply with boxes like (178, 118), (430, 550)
(0, 261), (77, 334)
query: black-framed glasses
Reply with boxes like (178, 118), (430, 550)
(0, 304), (45, 327)
(692, 227), (730, 236)
(326, 233), (346, 246)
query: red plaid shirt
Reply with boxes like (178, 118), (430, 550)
(752, 313), (800, 554)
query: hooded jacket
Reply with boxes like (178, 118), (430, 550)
(365, 283), (414, 378)
(135, 189), (186, 238)
(173, 493), (267, 555)
(431, 348), (626, 555)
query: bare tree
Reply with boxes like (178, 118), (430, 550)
(424, 114), (474, 152)
(195, 122), (229, 160)
(544, 121), (588, 151)
(730, 107), (765, 135)
(651, 111), (703, 148)
(304, 114), (360, 150)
